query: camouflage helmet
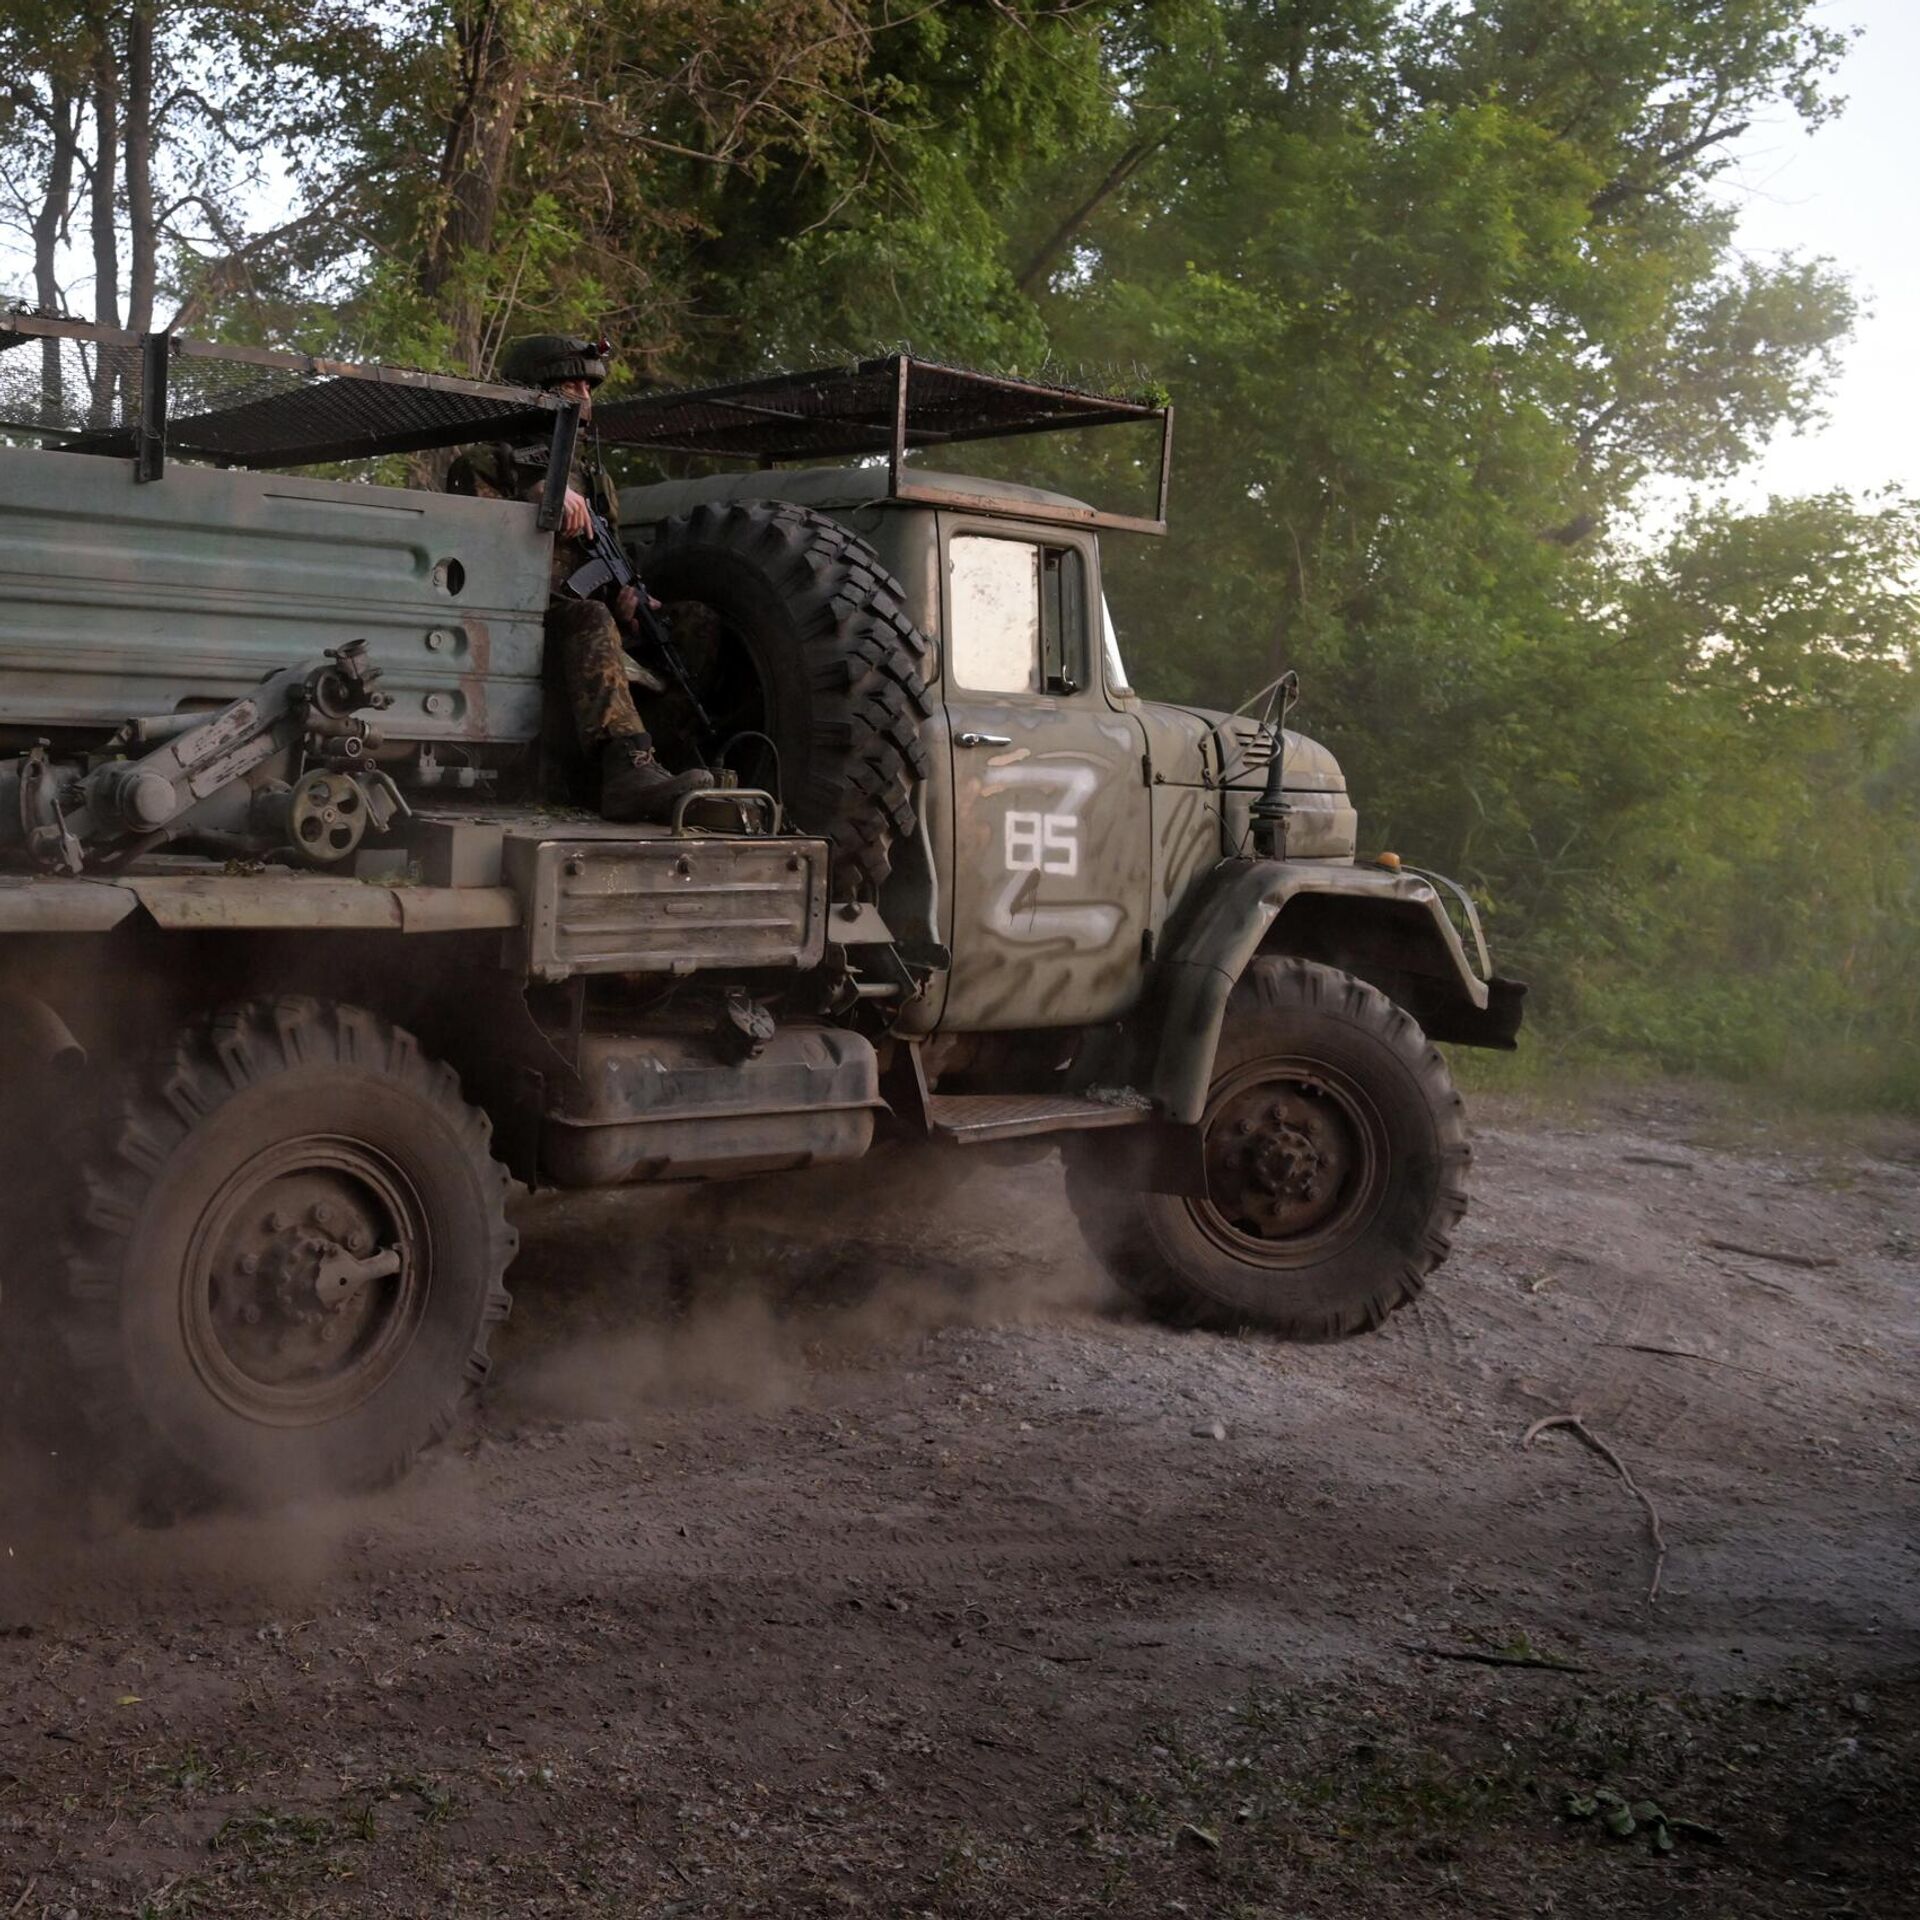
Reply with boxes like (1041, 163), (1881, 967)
(499, 332), (611, 391)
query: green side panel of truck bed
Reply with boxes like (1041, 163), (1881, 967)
(0, 447), (551, 742)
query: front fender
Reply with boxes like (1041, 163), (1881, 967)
(1144, 859), (1518, 1123)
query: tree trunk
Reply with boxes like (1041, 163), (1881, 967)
(90, 25), (121, 329)
(31, 81), (81, 417)
(124, 1), (158, 333)
(422, 0), (532, 372)
(88, 18), (122, 428)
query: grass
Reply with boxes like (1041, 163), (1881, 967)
(1451, 1051), (1920, 1164)
(210, 1806), (337, 1854)
(1450, 1015), (1920, 1124)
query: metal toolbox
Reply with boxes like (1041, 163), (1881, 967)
(503, 828), (829, 981)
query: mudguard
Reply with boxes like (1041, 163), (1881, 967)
(1147, 858), (1521, 1123)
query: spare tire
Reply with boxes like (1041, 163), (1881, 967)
(633, 501), (934, 895)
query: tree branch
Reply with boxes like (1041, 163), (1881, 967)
(1015, 128), (1171, 298)
(165, 203), (344, 332)
(1591, 118), (1750, 215)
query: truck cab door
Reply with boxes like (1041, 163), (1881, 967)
(929, 518), (1150, 1031)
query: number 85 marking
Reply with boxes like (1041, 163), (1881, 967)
(1004, 810), (1079, 877)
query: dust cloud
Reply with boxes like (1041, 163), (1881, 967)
(496, 1143), (1115, 1426)
(0, 1142), (1113, 1609)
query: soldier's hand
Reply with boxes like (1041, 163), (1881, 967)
(561, 487), (592, 536)
(615, 585), (641, 626)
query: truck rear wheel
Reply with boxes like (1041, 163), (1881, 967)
(1066, 959), (1469, 1340)
(62, 998), (514, 1509)
(635, 500), (934, 895)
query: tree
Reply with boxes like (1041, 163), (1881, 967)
(0, 2), (377, 350)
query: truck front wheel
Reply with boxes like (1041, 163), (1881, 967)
(61, 998), (515, 1509)
(1065, 959), (1469, 1340)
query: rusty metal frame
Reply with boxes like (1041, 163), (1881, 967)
(135, 330), (169, 482)
(0, 310), (562, 407)
(2, 310), (561, 465)
(537, 400), (581, 532)
(599, 353), (1175, 536)
(1, 322), (1176, 528)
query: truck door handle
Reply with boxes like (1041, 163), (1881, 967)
(956, 731), (1012, 748)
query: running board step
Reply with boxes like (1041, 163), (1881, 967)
(926, 1093), (1152, 1146)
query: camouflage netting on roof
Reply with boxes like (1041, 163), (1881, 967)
(592, 356), (1164, 462)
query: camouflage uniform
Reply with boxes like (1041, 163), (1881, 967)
(455, 332), (712, 824)
(448, 439), (647, 754)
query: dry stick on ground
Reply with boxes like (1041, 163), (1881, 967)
(1399, 1644), (1590, 1674)
(1606, 1341), (1777, 1382)
(1522, 1414), (1669, 1604)
(1703, 1238), (1838, 1271)
(1702, 1254), (1795, 1299)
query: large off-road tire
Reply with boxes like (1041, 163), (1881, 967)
(61, 998), (515, 1509)
(636, 500), (934, 894)
(1066, 959), (1469, 1340)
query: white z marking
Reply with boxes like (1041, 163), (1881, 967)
(983, 758), (1119, 948)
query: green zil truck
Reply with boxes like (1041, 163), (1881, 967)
(0, 317), (1522, 1506)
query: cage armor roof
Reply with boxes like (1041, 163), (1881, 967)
(499, 333), (611, 392)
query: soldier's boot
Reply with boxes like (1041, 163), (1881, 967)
(599, 736), (715, 824)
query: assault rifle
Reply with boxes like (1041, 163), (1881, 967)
(561, 507), (716, 739)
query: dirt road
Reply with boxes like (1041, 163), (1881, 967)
(3, 1086), (1916, 1917)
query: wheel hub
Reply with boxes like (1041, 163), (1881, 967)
(1191, 1059), (1388, 1268)
(185, 1143), (427, 1422)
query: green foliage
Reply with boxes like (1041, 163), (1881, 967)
(1024, 0), (1904, 1100)
(7, 0), (1911, 1099)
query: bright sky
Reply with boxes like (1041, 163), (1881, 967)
(1721, 0), (1920, 505)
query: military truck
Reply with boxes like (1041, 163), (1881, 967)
(0, 315), (1522, 1506)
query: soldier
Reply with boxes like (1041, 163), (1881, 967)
(452, 333), (714, 823)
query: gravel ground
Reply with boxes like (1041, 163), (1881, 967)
(2, 1083), (1916, 1917)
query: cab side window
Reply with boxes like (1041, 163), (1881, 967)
(949, 534), (1088, 696)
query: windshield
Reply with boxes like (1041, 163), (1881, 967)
(1101, 596), (1134, 697)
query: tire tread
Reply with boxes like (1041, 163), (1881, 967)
(58, 997), (515, 1509)
(1066, 958), (1470, 1342)
(642, 501), (934, 894)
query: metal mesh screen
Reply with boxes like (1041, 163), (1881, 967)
(160, 362), (550, 467)
(1, 315), (555, 466)
(0, 328), (144, 439)
(0, 325), (1168, 521)
(593, 356), (1164, 462)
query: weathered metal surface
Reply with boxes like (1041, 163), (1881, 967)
(504, 831), (829, 982)
(1134, 702), (1223, 931)
(935, 705), (1149, 1029)
(541, 1025), (879, 1185)
(925, 1092), (1151, 1145)
(1197, 713), (1357, 861)
(0, 446), (548, 744)
(0, 874), (139, 931)
(391, 886), (521, 933)
(623, 467), (1129, 558)
(928, 514), (1150, 1031)
(1148, 860), (1493, 1122)
(825, 900), (894, 945)
(122, 873), (519, 932)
